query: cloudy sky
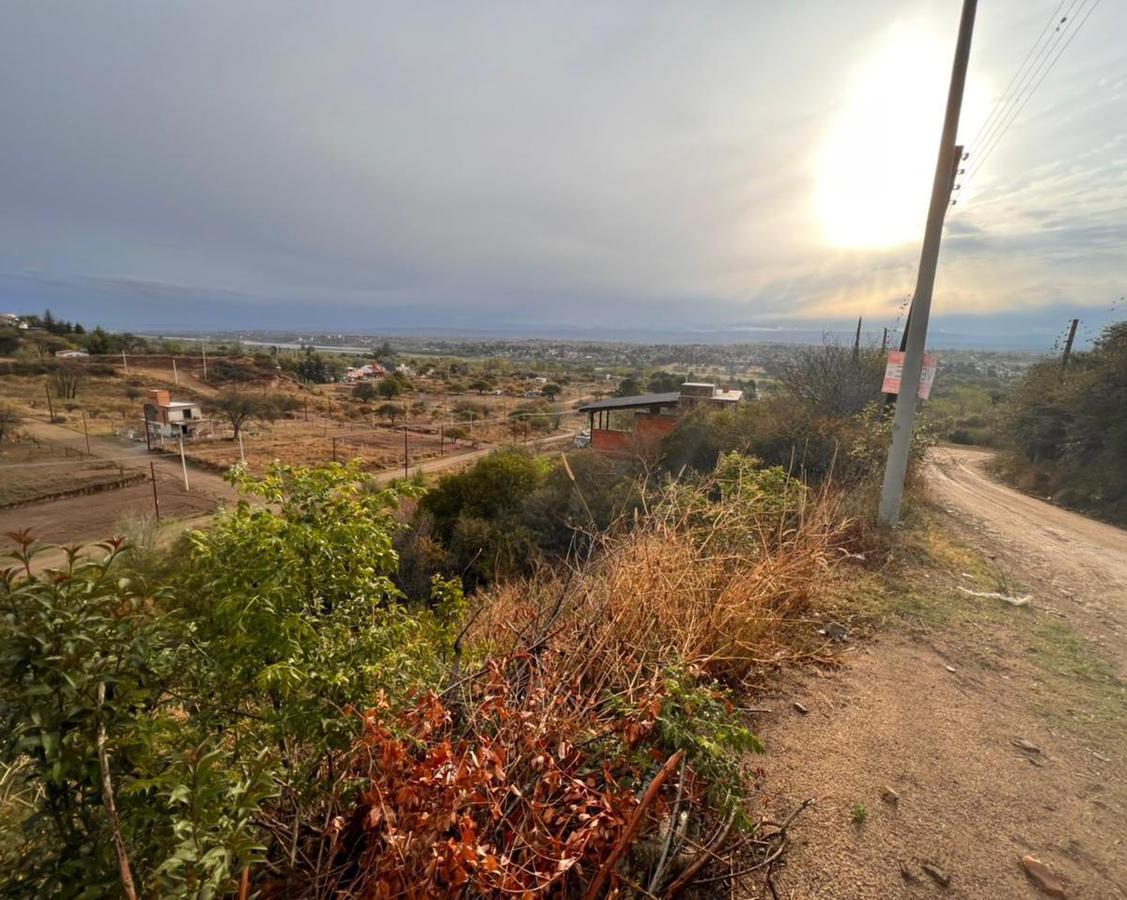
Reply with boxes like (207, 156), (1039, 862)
(1, 0), (1123, 345)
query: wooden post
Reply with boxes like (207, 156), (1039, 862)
(238, 431), (246, 463)
(45, 381), (55, 421)
(332, 436), (337, 463)
(172, 358), (179, 385)
(121, 350), (129, 374)
(439, 425), (444, 456)
(403, 426), (408, 478)
(150, 461), (160, 522)
(82, 410), (91, 455)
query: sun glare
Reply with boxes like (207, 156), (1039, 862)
(816, 24), (987, 249)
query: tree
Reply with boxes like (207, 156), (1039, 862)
(53, 363), (82, 399)
(470, 378), (493, 394)
(444, 425), (469, 446)
(212, 392), (283, 440)
(613, 376), (641, 397)
(775, 340), (886, 417)
(376, 402), (403, 424)
(541, 382), (562, 400)
(377, 379), (402, 400)
(84, 326), (112, 355)
(352, 382), (378, 402)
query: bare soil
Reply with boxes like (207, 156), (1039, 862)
(742, 446), (1127, 899)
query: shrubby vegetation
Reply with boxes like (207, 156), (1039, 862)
(998, 321), (1127, 523)
(1, 334), (928, 896)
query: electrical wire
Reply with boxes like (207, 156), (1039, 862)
(953, 0), (1102, 203)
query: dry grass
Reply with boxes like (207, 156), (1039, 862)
(471, 468), (854, 695)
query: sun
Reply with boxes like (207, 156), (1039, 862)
(815, 23), (987, 249)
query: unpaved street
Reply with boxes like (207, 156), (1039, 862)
(744, 446), (1127, 898)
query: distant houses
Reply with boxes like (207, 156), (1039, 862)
(342, 362), (388, 383)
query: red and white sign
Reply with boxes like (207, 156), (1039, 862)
(883, 351), (939, 400)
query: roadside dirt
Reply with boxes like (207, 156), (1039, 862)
(742, 446), (1127, 899)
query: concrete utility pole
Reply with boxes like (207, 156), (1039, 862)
(150, 461), (160, 522)
(177, 433), (190, 491)
(879, 0), (977, 526)
(172, 358), (179, 385)
(202, 344), (208, 381)
(1061, 318), (1079, 372)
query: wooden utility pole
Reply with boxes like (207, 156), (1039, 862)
(44, 381), (55, 420)
(149, 461), (160, 521)
(332, 436), (337, 463)
(1061, 318), (1080, 372)
(879, 0), (977, 526)
(403, 426), (409, 478)
(853, 316), (863, 360)
(439, 425), (444, 456)
(121, 350), (129, 374)
(172, 358), (179, 385)
(881, 327), (889, 352)
(81, 410), (91, 455)
(201, 343), (208, 381)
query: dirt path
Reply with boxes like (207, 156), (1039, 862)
(744, 447), (1127, 899)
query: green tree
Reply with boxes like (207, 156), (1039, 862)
(0, 535), (181, 897)
(541, 382), (562, 400)
(352, 381), (377, 402)
(211, 391), (282, 439)
(377, 378), (403, 400)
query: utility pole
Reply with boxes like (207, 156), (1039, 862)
(879, 0), (977, 526)
(853, 316), (863, 361)
(177, 432), (190, 491)
(403, 426), (409, 478)
(238, 431), (246, 463)
(201, 343), (208, 381)
(1061, 318), (1079, 373)
(122, 350), (129, 374)
(81, 410), (91, 455)
(881, 327), (889, 353)
(172, 358), (179, 385)
(44, 381), (55, 421)
(149, 461), (160, 522)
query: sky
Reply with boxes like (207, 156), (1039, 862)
(1, 0), (1123, 347)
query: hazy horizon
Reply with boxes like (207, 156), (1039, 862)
(2, 1), (1124, 345)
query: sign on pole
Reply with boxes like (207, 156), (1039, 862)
(882, 351), (939, 400)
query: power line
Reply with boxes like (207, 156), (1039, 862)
(953, 0), (1102, 202)
(960, 0), (1070, 156)
(961, 0), (1100, 192)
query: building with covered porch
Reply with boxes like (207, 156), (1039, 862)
(578, 382), (743, 457)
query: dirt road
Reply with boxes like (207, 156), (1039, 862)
(746, 446), (1127, 899)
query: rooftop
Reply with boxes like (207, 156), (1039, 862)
(577, 391), (680, 413)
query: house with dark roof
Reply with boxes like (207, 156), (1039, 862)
(577, 382), (743, 457)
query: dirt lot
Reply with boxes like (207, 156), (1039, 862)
(151, 418), (473, 474)
(0, 437), (144, 507)
(0, 469), (216, 545)
(741, 447), (1127, 898)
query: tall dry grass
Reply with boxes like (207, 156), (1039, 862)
(470, 463), (853, 692)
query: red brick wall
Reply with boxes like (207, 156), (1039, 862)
(590, 414), (676, 457)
